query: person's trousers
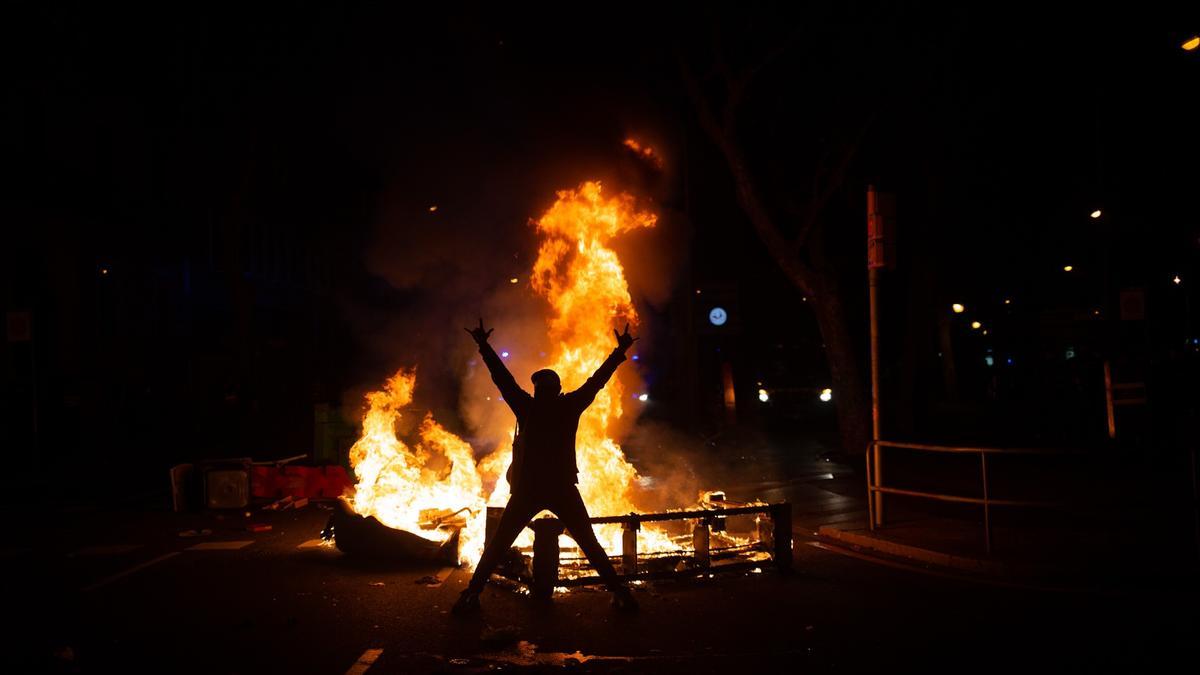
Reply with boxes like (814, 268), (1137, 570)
(466, 485), (624, 593)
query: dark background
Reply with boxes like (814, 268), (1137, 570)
(4, 4), (1199, 492)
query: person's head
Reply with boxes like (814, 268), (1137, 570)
(531, 369), (562, 399)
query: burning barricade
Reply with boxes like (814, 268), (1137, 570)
(324, 181), (791, 586)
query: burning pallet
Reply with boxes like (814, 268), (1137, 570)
(485, 499), (793, 600)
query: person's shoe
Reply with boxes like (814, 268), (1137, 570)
(610, 587), (639, 612)
(451, 589), (481, 614)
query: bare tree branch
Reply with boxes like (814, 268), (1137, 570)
(677, 49), (815, 297)
(678, 10), (871, 458)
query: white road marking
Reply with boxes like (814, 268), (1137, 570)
(186, 540), (254, 551)
(81, 552), (180, 593)
(70, 544), (143, 557)
(345, 648), (383, 675)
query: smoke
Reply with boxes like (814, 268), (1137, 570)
(350, 131), (696, 508)
(621, 421), (707, 512)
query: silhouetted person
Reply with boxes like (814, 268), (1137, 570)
(453, 318), (639, 613)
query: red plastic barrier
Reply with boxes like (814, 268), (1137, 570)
(321, 465), (352, 498)
(251, 466), (280, 498)
(251, 464), (351, 499)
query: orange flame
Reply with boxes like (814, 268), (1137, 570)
(488, 181), (675, 552)
(347, 180), (676, 566)
(623, 138), (664, 169)
(346, 369), (486, 563)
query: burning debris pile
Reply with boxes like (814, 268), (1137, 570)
(324, 368), (485, 563)
(328, 181), (780, 574)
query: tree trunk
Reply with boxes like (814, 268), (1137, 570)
(717, 138), (870, 457)
(809, 268), (871, 458)
(677, 62), (871, 457)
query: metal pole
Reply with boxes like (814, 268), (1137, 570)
(770, 503), (793, 573)
(869, 265), (883, 526)
(621, 519), (640, 575)
(1104, 360), (1116, 439)
(866, 443), (875, 531)
(981, 452), (992, 556)
(693, 519), (711, 570)
(530, 518), (565, 602)
(867, 185), (885, 527)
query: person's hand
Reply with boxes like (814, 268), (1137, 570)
(614, 322), (638, 353)
(465, 317), (494, 346)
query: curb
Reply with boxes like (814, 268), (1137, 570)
(818, 524), (1013, 575)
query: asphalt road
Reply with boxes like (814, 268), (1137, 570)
(5, 471), (1197, 674)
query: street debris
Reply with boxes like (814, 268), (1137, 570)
(322, 499), (460, 564)
(263, 495), (310, 511)
(263, 496), (294, 511)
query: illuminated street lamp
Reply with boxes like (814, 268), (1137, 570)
(1183, 36), (1199, 51)
(757, 388), (770, 403)
(1174, 275), (1182, 285)
(970, 321), (982, 330)
(951, 303), (965, 314)
(1063, 265), (1074, 272)
(818, 388), (832, 402)
(1090, 209), (1102, 219)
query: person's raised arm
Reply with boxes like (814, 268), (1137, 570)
(466, 318), (530, 412)
(568, 323), (637, 410)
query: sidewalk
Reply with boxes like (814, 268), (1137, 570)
(812, 469), (1200, 590)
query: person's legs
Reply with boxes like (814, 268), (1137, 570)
(550, 486), (631, 596)
(462, 493), (541, 595)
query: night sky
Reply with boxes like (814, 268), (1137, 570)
(4, 4), (1199, 467)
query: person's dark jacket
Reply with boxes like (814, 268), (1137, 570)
(478, 343), (625, 492)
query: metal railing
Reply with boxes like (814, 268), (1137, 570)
(1103, 360), (1147, 439)
(486, 502), (792, 599)
(867, 440), (1074, 555)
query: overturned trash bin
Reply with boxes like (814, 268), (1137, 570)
(323, 500), (460, 566)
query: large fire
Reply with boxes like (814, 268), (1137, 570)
(345, 369), (487, 561)
(345, 181), (675, 566)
